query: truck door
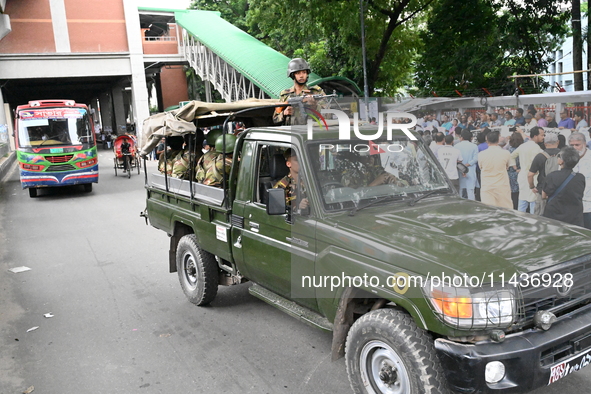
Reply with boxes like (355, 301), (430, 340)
(232, 142), (318, 311)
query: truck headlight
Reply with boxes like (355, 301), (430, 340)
(424, 282), (517, 329)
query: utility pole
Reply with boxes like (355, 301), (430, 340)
(587, 4), (591, 90)
(572, 0), (583, 91)
(360, 0), (370, 121)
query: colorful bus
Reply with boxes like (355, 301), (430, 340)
(14, 100), (99, 197)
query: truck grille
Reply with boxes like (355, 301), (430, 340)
(46, 155), (73, 163)
(539, 313), (591, 366)
(517, 254), (591, 328)
(47, 164), (76, 171)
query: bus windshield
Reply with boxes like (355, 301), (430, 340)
(17, 108), (93, 148)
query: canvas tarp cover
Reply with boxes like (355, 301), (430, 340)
(140, 98), (282, 157)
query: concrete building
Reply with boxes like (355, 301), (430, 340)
(0, 0), (189, 146)
(544, 6), (589, 92)
(0, 0), (360, 157)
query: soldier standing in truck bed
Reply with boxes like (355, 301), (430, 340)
(273, 58), (325, 126)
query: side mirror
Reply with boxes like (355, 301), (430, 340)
(266, 188), (286, 215)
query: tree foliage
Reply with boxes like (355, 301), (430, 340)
(415, 0), (570, 96)
(189, 0), (250, 31)
(188, 0), (571, 98)
(415, 0), (503, 97)
(192, 0), (431, 96)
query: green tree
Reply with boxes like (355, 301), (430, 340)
(500, 0), (570, 93)
(246, 0), (433, 96)
(415, 0), (570, 97)
(189, 0), (250, 31)
(415, 0), (503, 97)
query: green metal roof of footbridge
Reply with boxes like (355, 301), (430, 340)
(145, 8), (361, 98)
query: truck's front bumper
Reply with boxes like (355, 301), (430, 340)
(435, 303), (591, 393)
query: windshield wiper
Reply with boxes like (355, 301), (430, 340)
(348, 195), (405, 216)
(408, 188), (449, 207)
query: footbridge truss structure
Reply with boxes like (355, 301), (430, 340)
(169, 9), (360, 102)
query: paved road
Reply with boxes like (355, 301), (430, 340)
(0, 149), (590, 394)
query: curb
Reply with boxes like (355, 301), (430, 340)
(0, 152), (16, 183)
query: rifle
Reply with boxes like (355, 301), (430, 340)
(285, 94), (337, 125)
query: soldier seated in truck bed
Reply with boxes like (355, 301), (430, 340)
(158, 136), (184, 176)
(195, 134), (236, 187)
(172, 130), (205, 180)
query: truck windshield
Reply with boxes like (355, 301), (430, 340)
(307, 139), (449, 211)
(17, 109), (93, 148)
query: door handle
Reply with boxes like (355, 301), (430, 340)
(233, 235), (242, 249)
(250, 222), (259, 233)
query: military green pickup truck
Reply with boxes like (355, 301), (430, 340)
(142, 100), (591, 394)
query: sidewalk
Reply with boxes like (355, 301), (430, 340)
(0, 151), (16, 183)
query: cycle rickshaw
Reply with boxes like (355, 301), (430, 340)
(113, 135), (140, 178)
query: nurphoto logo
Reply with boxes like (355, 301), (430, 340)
(307, 109), (418, 141)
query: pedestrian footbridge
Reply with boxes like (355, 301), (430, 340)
(140, 7), (360, 102)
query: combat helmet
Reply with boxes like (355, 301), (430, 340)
(215, 134), (237, 154)
(205, 129), (223, 147)
(287, 58), (311, 79)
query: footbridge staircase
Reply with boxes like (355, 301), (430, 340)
(141, 8), (360, 102)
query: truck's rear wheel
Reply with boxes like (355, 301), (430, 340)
(28, 188), (37, 198)
(345, 308), (449, 394)
(176, 234), (218, 306)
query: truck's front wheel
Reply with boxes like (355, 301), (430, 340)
(345, 308), (448, 394)
(176, 234), (218, 306)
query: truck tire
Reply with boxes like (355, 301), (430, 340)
(345, 308), (449, 394)
(176, 234), (218, 306)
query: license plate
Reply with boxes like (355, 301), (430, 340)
(548, 348), (591, 385)
(50, 148), (63, 153)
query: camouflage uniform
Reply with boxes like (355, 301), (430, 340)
(195, 150), (217, 181)
(273, 84), (325, 125)
(195, 151), (232, 187)
(172, 149), (203, 180)
(158, 149), (183, 176)
(273, 174), (296, 206)
(273, 174), (307, 206)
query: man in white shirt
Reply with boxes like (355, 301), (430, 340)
(437, 134), (463, 192)
(510, 126), (545, 213)
(429, 132), (445, 157)
(569, 132), (591, 229)
(455, 129), (479, 200)
(524, 114), (538, 131)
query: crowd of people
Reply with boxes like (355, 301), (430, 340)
(418, 108), (591, 229)
(419, 107), (589, 134)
